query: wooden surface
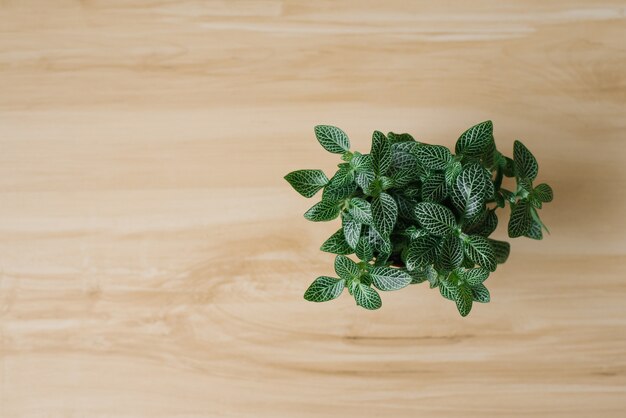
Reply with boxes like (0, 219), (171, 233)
(1, 1), (626, 417)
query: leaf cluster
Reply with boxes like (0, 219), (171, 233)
(285, 121), (553, 316)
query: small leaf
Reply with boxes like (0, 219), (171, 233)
(322, 181), (357, 202)
(414, 145), (452, 170)
(284, 169), (329, 198)
(348, 198), (373, 225)
(422, 172), (449, 203)
(370, 267), (412, 291)
(371, 192), (398, 237)
(350, 152), (372, 171)
(314, 125), (350, 154)
(455, 120), (494, 157)
(405, 235), (441, 270)
(408, 265), (437, 284)
(471, 283), (490, 303)
(414, 202), (457, 236)
(440, 234), (464, 271)
(320, 229), (353, 255)
(513, 140), (538, 181)
(355, 235), (374, 262)
(455, 284), (473, 317)
(342, 214), (362, 249)
(304, 200), (340, 222)
(534, 183), (554, 203)
(525, 220), (543, 240)
(488, 239), (510, 264)
(391, 141), (420, 170)
(464, 235), (497, 272)
(355, 170), (375, 194)
(462, 268), (490, 286)
(508, 199), (532, 238)
(452, 163), (490, 219)
(304, 276), (345, 302)
(439, 278), (457, 301)
(445, 161), (463, 186)
(366, 226), (392, 260)
(334, 255), (360, 281)
(371, 131), (392, 175)
(353, 283), (382, 310)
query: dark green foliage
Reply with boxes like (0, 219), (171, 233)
(286, 121), (553, 316)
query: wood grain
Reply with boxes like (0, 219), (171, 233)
(1, 1), (625, 417)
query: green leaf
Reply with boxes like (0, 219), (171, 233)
(408, 265), (437, 284)
(405, 235), (441, 270)
(470, 209), (498, 237)
(513, 140), (538, 181)
(439, 234), (464, 271)
(464, 235), (497, 272)
(462, 268), (490, 286)
(421, 172), (449, 203)
(314, 125), (350, 154)
(452, 163), (490, 219)
(355, 170), (375, 194)
(322, 181), (357, 202)
(342, 214), (362, 249)
(471, 283), (490, 303)
(320, 229), (353, 255)
(284, 169), (329, 198)
(414, 202), (457, 236)
(371, 131), (392, 175)
(388, 132), (415, 143)
(508, 199), (532, 238)
(304, 200), (340, 222)
(445, 161), (463, 186)
(365, 226), (392, 260)
(348, 198), (373, 225)
(455, 283), (473, 317)
(488, 239), (510, 264)
(353, 283), (382, 310)
(334, 255), (359, 281)
(327, 167), (354, 188)
(370, 267), (412, 291)
(439, 278), (457, 301)
(355, 235), (373, 262)
(534, 183), (554, 203)
(371, 192), (398, 237)
(350, 152), (371, 171)
(455, 120), (494, 157)
(414, 145), (453, 170)
(525, 220), (543, 240)
(392, 142), (422, 172)
(304, 276), (345, 302)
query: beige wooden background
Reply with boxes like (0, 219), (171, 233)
(1, 1), (625, 417)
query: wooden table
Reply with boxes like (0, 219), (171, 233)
(1, 1), (625, 416)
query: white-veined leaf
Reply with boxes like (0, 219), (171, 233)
(304, 276), (345, 302)
(471, 283), (490, 303)
(370, 267), (412, 291)
(405, 234), (441, 270)
(371, 192), (398, 237)
(414, 202), (457, 236)
(304, 200), (340, 222)
(464, 235), (497, 272)
(508, 199), (532, 238)
(334, 255), (360, 280)
(414, 145), (452, 170)
(455, 120), (494, 157)
(284, 169), (329, 198)
(353, 283), (382, 310)
(314, 125), (350, 154)
(513, 140), (538, 181)
(320, 229), (353, 255)
(371, 131), (392, 175)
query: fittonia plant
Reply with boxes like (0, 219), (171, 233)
(285, 121), (553, 316)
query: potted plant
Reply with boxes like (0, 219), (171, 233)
(285, 121), (552, 316)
